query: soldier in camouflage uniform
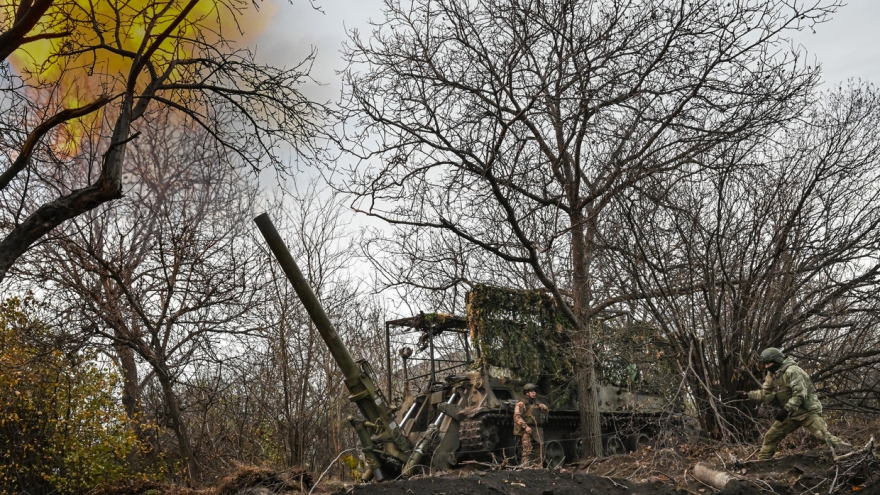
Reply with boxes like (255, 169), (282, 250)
(514, 383), (548, 467)
(738, 348), (850, 460)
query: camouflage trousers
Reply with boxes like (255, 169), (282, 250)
(518, 428), (542, 467)
(758, 413), (848, 460)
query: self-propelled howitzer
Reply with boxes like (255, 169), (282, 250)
(254, 213), (414, 480)
(256, 215), (672, 478)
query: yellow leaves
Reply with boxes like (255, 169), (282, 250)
(1, 297), (157, 494)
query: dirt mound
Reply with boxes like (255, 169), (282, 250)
(336, 469), (686, 495)
(91, 466), (314, 495)
(216, 465), (312, 494)
(88, 440), (880, 494)
(89, 479), (200, 495)
(89, 480), (180, 495)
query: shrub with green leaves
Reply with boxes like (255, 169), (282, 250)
(0, 297), (155, 494)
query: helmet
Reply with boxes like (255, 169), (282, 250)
(523, 383), (538, 392)
(759, 347), (785, 364)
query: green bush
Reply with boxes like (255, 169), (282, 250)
(0, 297), (155, 494)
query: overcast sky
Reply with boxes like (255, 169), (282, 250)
(247, 0), (880, 195)
(253, 0), (384, 104)
(254, 0), (880, 103)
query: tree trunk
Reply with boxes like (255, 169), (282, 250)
(0, 0), (55, 62)
(112, 339), (151, 470)
(114, 342), (141, 421)
(0, 183), (123, 283)
(155, 361), (199, 482)
(0, 102), (130, 284)
(570, 211), (603, 458)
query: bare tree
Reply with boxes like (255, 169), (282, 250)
(333, 0), (835, 456)
(613, 83), (880, 437)
(0, 0), (322, 282)
(131, 182), (391, 476)
(23, 121), (264, 480)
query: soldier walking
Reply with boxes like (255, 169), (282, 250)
(738, 348), (850, 460)
(514, 383), (549, 467)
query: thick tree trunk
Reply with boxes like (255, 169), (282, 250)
(570, 211), (603, 458)
(574, 339), (602, 456)
(0, 0), (55, 62)
(112, 339), (151, 469)
(0, 183), (123, 283)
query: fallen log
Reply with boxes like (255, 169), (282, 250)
(693, 462), (732, 490)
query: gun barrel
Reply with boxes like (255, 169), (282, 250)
(255, 213), (414, 476)
(253, 213), (360, 383)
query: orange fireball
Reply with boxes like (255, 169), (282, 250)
(1, 0), (271, 155)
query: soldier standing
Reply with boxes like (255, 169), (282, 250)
(738, 347), (850, 460)
(514, 383), (549, 467)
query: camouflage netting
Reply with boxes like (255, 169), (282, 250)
(467, 285), (574, 381)
(466, 285), (676, 398)
(594, 322), (677, 395)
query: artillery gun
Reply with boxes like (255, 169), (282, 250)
(384, 312), (668, 471)
(255, 214), (670, 480)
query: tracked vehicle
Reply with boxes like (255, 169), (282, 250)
(255, 214), (669, 480)
(384, 312), (666, 472)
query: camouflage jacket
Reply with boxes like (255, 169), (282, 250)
(513, 399), (548, 436)
(747, 357), (822, 418)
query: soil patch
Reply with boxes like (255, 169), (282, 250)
(336, 469), (686, 495)
(216, 465), (312, 494)
(331, 446), (879, 495)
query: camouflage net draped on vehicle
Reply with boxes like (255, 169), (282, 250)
(594, 322), (677, 395)
(466, 285), (574, 381)
(466, 285), (676, 397)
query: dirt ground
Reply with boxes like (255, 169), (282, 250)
(711, 448), (880, 495)
(317, 444), (878, 495)
(90, 433), (880, 494)
(336, 468), (685, 495)
(330, 443), (879, 495)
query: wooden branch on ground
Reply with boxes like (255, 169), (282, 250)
(458, 460), (505, 470)
(833, 436), (875, 463)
